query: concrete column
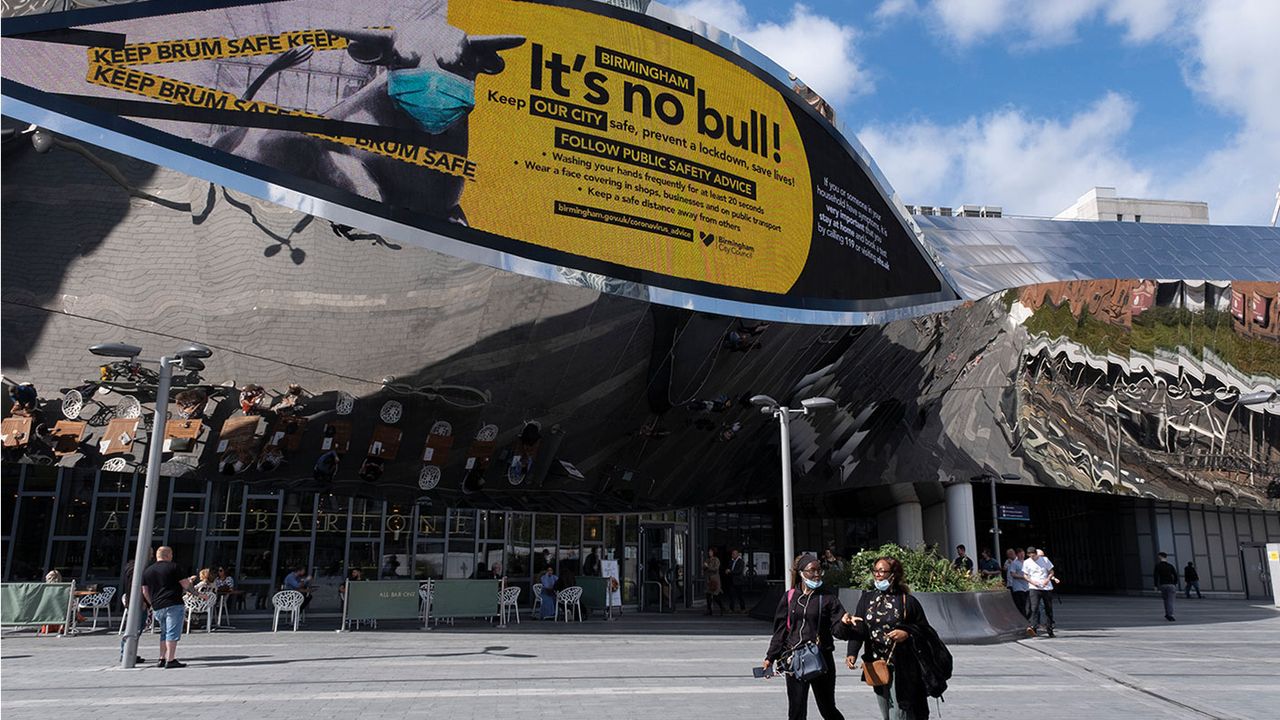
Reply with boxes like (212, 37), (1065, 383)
(946, 482), (978, 573)
(922, 502), (948, 549)
(894, 501), (924, 548)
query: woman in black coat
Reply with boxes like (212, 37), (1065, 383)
(845, 556), (935, 719)
(763, 553), (855, 720)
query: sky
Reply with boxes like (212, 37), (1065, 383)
(667, 0), (1280, 225)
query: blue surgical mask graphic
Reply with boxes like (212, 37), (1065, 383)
(875, 578), (891, 591)
(387, 67), (476, 134)
(803, 578), (823, 590)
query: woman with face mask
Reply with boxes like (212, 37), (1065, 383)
(763, 554), (856, 719)
(845, 557), (936, 719)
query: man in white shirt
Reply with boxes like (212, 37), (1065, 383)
(1005, 548), (1029, 616)
(1023, 546), (1055, 637)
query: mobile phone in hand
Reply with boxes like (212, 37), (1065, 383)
(752, 666), (772, 678)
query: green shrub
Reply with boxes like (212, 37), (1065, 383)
(845, 543), (1004, 593)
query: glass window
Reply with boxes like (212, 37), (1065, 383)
(534, 514), (557, 542)
(382, 503), (411, 578)
(55, 469), (95, 536)
(167, 495), (204, 574)
(559, 516), (581, 573)
(2, 463), (19, 536)
(414, 540), (445, 579)
(481, 511), (506, 540)
(202, 540), (240, 576)
(11, 495), (54, 580)
(446, 509), (476, 578)
(48, 539), (86, 581)
(603, 515), (620, 559)
(584, 516), (602, 543)
(207, 483), (243, 535)
(349, 498), (382, 538)
(22, 465), (56, 492)
(277, 541), (312, 585)
(98, 471), (133, 495)
(88, 495), (131, 580)
(280, 493), (314, 536)
(241, 497), (279, 580)
(348, 541), (380, 580)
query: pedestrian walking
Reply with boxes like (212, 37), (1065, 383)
(763, 554), (855, 720)
(1023, 546), (1055, 637)
(1005, 548), (1029, 616)
(845, 556), (946, 719)
(725, 548), (747, 613)
(141, 546), (195, 668)
(703, 548), (725, 615)
(1155, 552), (1179, 621)
(1183, 561), (1202, 599)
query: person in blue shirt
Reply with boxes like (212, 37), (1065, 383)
(283, 566), (313, 612)
(538, 566), (558, 620)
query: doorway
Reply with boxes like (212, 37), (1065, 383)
(1240, 543), (1273, 601)
(638, 523), (688, 611)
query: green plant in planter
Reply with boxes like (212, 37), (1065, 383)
(846, 543), (1004, 593)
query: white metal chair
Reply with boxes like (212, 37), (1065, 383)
(183, 593), (214, 634)
(78, 586), (116, 630)
(498, 586), (521, 625)
(555, 586), (584, 622)
(529, 584), (543, 618)
(272, 590), (305, 632)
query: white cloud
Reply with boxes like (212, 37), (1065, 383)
(670, 1), (870, 103)
(926, 0), (1187, 47)
(858, 93), (1153, 217)
(872, 0), (918, 22)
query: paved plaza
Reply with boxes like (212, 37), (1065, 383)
(3, 596), (1277, 720)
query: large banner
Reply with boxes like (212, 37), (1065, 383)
(1, 0), (954, 316)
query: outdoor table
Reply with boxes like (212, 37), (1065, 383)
(164, 418), (203, 452)
(51, 420), (87, 456)
(266, 416), (306, 451)
(368, 424), (402, 460)
(99, 417), (140, 455)
(215, 415), (261, 453)
(321, 421), (351, 452)
(1, 416), (33, 448)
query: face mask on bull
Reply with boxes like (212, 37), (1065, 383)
(387, 67), (476, 134)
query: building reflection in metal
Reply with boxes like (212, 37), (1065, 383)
(1, 131), (1278, 516)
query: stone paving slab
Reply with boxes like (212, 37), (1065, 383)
(3, 596), (1277, 720)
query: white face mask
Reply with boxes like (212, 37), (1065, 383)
(875, 578), (891, 591)
(803, 578), (823, 590)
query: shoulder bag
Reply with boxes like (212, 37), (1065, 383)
(780, 590), (829, 682)
(863, 593), (906, 687)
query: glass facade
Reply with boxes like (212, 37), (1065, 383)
(0, 465), (695, 610)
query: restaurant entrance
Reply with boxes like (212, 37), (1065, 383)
(638, 523), (688, 612)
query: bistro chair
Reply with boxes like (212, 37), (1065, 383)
(78, 586), (116, 630)
(555, 586), (584, 622)
(271, 590), (305, 632)
(498, 586), (521, 625)
(183, 593), (214, 634)
(529, 583), (543, 618)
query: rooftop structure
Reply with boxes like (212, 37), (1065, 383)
(1054, 186), (1210, 224)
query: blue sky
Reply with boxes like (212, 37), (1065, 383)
(668, 0), (1280, 225)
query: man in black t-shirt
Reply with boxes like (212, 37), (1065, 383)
(141, 546), (195, 668)
(953, 545), (974, 574)
(1154, 552), (1179, 621)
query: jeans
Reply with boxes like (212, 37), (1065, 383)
(1026, 588), (1054, 629)
(153, 604), (184, 642)
(875, 672), (926, 720)
(784, 650), (844, 720)
(1010, 589), (1028, 617)
(1160, 584), (1177, 617)
(1184, 582), (1202, 599)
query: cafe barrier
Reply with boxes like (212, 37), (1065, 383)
(1, 582), (75, 634)
(341, 580), (421, 630)
(428, 579), (500, 625)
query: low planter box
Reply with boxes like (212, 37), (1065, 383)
(838, 588), (1025, 645)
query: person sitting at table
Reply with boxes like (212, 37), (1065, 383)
(274, 384), (306, 415)
(538, 566), (559, 620)
(470, 562), (492, 580)
(283, 566), (313, 613)
(239, 384), (266, 415)
(337, 568), (365, 600)
(193, 568), (215, 595)
(213, 566), (242, 609)
(174, 389), (207, 420)
(9, 382), (40, 416)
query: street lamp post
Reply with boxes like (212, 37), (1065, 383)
(751, 394), (836, 591)
(92, 342), (212, 670)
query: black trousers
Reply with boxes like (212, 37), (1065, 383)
(725, 580), (746, 610)
(1027, 588), (1054, 629)
(1010, 589), (1028, 616)
(785, 651), (844, 720)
